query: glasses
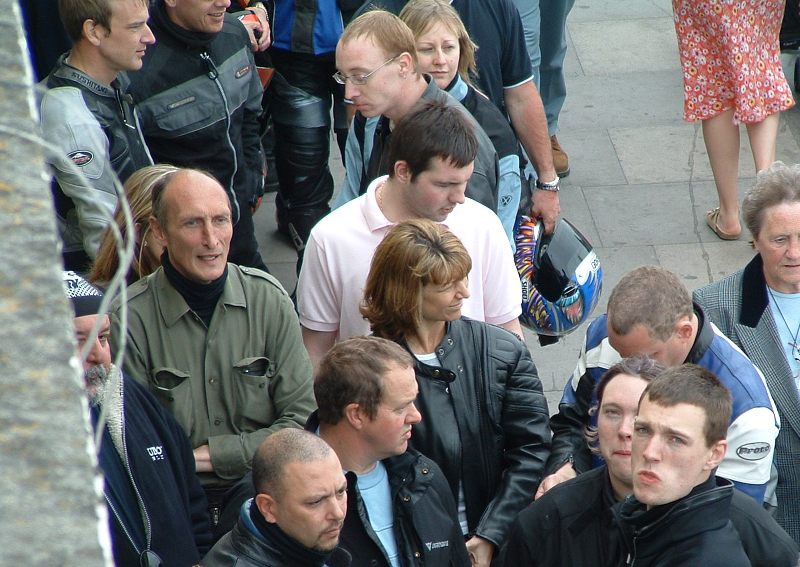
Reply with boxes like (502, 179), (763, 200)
(333, 55), (401, 85)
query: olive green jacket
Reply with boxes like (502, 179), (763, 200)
(110, 265), (315, 488)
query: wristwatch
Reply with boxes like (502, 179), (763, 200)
(535, 175), (560, 192)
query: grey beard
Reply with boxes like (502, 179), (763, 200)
(85, 364), (120, 407)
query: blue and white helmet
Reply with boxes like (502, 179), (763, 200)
(514, 216), (603, 336)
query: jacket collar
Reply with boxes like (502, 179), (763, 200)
(406, 321), (459, 382)
(51, 53), (120, 97)
(686, 304), (713, 364)
(615, 476), (734, 557)
(568, 467), (618, 537)
(306, 411), (426, 493)
(153, 265), (246, 327)
(739, 254), (769, 327)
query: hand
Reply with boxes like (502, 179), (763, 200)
(534, 462), (576, 499)
(241, 5), (271, 51)
(251, 195), (263, 213)
(466, 536), (494, 567)
(530, 189), (560, 234)
(193, 444), (214, 473)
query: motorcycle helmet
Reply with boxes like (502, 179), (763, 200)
(514, 215), (603, 336)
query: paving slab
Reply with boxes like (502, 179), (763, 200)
(558, 72), (685, 131)
(557, 129), (627, 187)
(568, 0), (671, 23)
(583, 182), (701, 247)
(569, 18), (680, 75)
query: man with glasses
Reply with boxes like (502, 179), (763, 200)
(331, 11), (503, 227)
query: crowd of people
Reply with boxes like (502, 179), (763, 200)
(23, 0), (800, 565)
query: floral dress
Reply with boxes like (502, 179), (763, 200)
(673, 0), (795, 124)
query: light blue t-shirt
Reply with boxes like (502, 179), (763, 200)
(358, 462), (400, 567)
(767, 287), (800, 394)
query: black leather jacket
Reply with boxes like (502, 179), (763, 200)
(202, 501), (352, 567)
(502, 467), (799, 567)
(406, 318), (551, 547)
(304, 413), (470, 567)
(129, 1), (265, 213)
(614, 476), (750, 567)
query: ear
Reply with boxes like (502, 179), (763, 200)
(393, 160), (411, 184)
(164, 0), (179, 8)
(396, 51), (414, 77)
(254, 493), (279, 524)
(674, 317), (694, 341)
(704, 439), (727, 471)
(149, 215), (168, 247)
(344, 402), (366, 430)
(83, 19), (103, 46)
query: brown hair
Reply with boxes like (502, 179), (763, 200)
(640, 364), (732, 447)
(607, 266), (693, 341)
(387, 100), (477, 180)
(89, 164), (179, 285)
(742, 161), (800, 239)
(361, 219), (471, 342)
(315, 337), (414, 425)
(340, 10), (419, 68)
(399, 0), (478, 86)
(585, 356), (667, 453)
(58, 0), (146, 42)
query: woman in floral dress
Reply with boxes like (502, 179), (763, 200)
(673, 0), (795, 239)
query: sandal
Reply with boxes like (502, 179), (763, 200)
(706, 208), (740, 241)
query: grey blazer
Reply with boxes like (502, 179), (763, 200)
(694, 254), (800, 545)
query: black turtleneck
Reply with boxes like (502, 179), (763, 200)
(249, 500), (335, 567)
(162, 251), (227, 327)
(153, 0), (216, 48)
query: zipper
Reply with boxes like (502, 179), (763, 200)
(120, 410), (152, 552)
(113, 84), (135, 131)
(200, 50), (241, 221)
(104, 493), (142, 556)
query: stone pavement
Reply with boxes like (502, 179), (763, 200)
(253, 0), (800, 413)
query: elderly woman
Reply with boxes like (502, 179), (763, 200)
(360, 218), (550, 567)
(694, 161), (800, 545)
(89, 164), (177, 286)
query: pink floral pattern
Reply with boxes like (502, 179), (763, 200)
(673, 0), (795, 123)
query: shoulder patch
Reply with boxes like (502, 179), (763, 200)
(67, 150), (94, 167)
(736, 442), (771, 461)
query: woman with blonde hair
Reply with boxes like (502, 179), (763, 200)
(400, 0), (527, 246)
(360, 219), (550, 567)
(89, 164), (178, 286)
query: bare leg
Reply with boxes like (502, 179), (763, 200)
(702, 108), (741, 235)
(745, 112), (780, 172)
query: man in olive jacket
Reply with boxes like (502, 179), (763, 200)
(111, 168), (315, 535)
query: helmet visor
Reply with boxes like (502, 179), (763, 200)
(534, 218), (595, 303)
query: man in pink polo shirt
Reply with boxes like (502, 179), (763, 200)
(297, 100), (522, 369)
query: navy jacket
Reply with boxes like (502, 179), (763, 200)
(96, 374), (212, 566)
